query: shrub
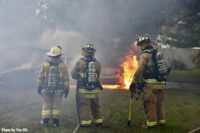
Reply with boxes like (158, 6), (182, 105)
(170, 58), (186, 70)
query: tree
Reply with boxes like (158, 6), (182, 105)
(159, 0), (200, 48)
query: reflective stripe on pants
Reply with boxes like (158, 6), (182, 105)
(81, 120), (92, 125)
(79, 88), (100, 94)
(147, 121), (157, 127)
(52, 110), (61, 115)
(159, 119), (166, 124)
(42, 110), (51, 115)
(94, 119), (103, 124)
(144, 79), (165, 84)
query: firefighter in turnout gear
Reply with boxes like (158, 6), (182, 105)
(129, 36), (168, 128)
(71, 43), (103, 128)
(37, 46), (69, 127)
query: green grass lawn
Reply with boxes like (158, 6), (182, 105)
(0, 88), (200, 133)
(168, 69), (200, 83)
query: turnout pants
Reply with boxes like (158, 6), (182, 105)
(41, 89), (63, 120)
(143, 83), (166, 127)
(76, 93), (103, 126)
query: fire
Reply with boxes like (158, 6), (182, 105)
(102, 85), (120, 89)
(120, 42), (138, 89)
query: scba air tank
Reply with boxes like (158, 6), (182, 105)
(88, 61), (97, 82)
(48, 66), (58, 89)
(156, 53), (168, 75)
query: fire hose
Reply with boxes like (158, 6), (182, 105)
(72, 124), (80, 133)
(188, 127), (200, 133)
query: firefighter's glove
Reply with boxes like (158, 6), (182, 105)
(97, 81), (103, 90)
(133, 89), (140, 100)
(64, 89), (69, 98)
(129, 82), (136, 92)
(99, 85), (104, 90)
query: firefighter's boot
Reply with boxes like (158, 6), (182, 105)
(53, 119), (59, 127)
(142, 124), (157, 129)
(40, 118), (49, 127)
(80, 124), (90, 128)
(94, 123), (104, 128)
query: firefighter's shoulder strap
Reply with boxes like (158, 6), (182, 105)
(142, 50), (167, 81)
(141, 50), (158, 78)
(43, 61), (50, 76)
(81, 56), (96, 64)
(43, 60), (63, 75)
(79, 56), (96, 73)
(58, 62), (65, 71)
(43, 61), (50, 68)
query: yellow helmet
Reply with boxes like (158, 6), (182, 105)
(47, 46), (63, 57)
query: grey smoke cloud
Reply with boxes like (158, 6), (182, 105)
(0, 0), (182, 72)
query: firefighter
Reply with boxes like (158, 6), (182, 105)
(71, 43), (103, 128)
(37, 45), (69, 127)
(129, 36), (167, 128)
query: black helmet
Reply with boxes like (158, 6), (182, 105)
(136, 36), (150, 46)
(82, 43), (96, 52)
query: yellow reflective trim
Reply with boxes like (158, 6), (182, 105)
(159, 119), (166, 124)
(147, 62), (152, 67)
(94, 119), (103, 124)
(145, 37), (149, 40)
(42, 110), (51, 115)
(64, 81), (69, 86)
(84, 94), (96, 99)
(80, 72), (87, 78)
(86, 44), (90, 48)
(44, 62), (50, 67)
(147, 121), (157, 126)
(81, 120), (92, 125)
(60, 73), (63, 78)
(144, 79), (165, 84)
(52, 110), (60, 115)
(79, 89), (100, 94)
(51, 48), (61, 53)
(42, 110), (51, 113)
(142, 37), (145, 40)
(44, 72), (47, 77)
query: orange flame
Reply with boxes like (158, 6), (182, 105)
(71, 42), (139, 90)
(120, 43), (138, 89)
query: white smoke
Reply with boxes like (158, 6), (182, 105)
(0, 0), (185, 72)
(38, 29), (88, 55)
